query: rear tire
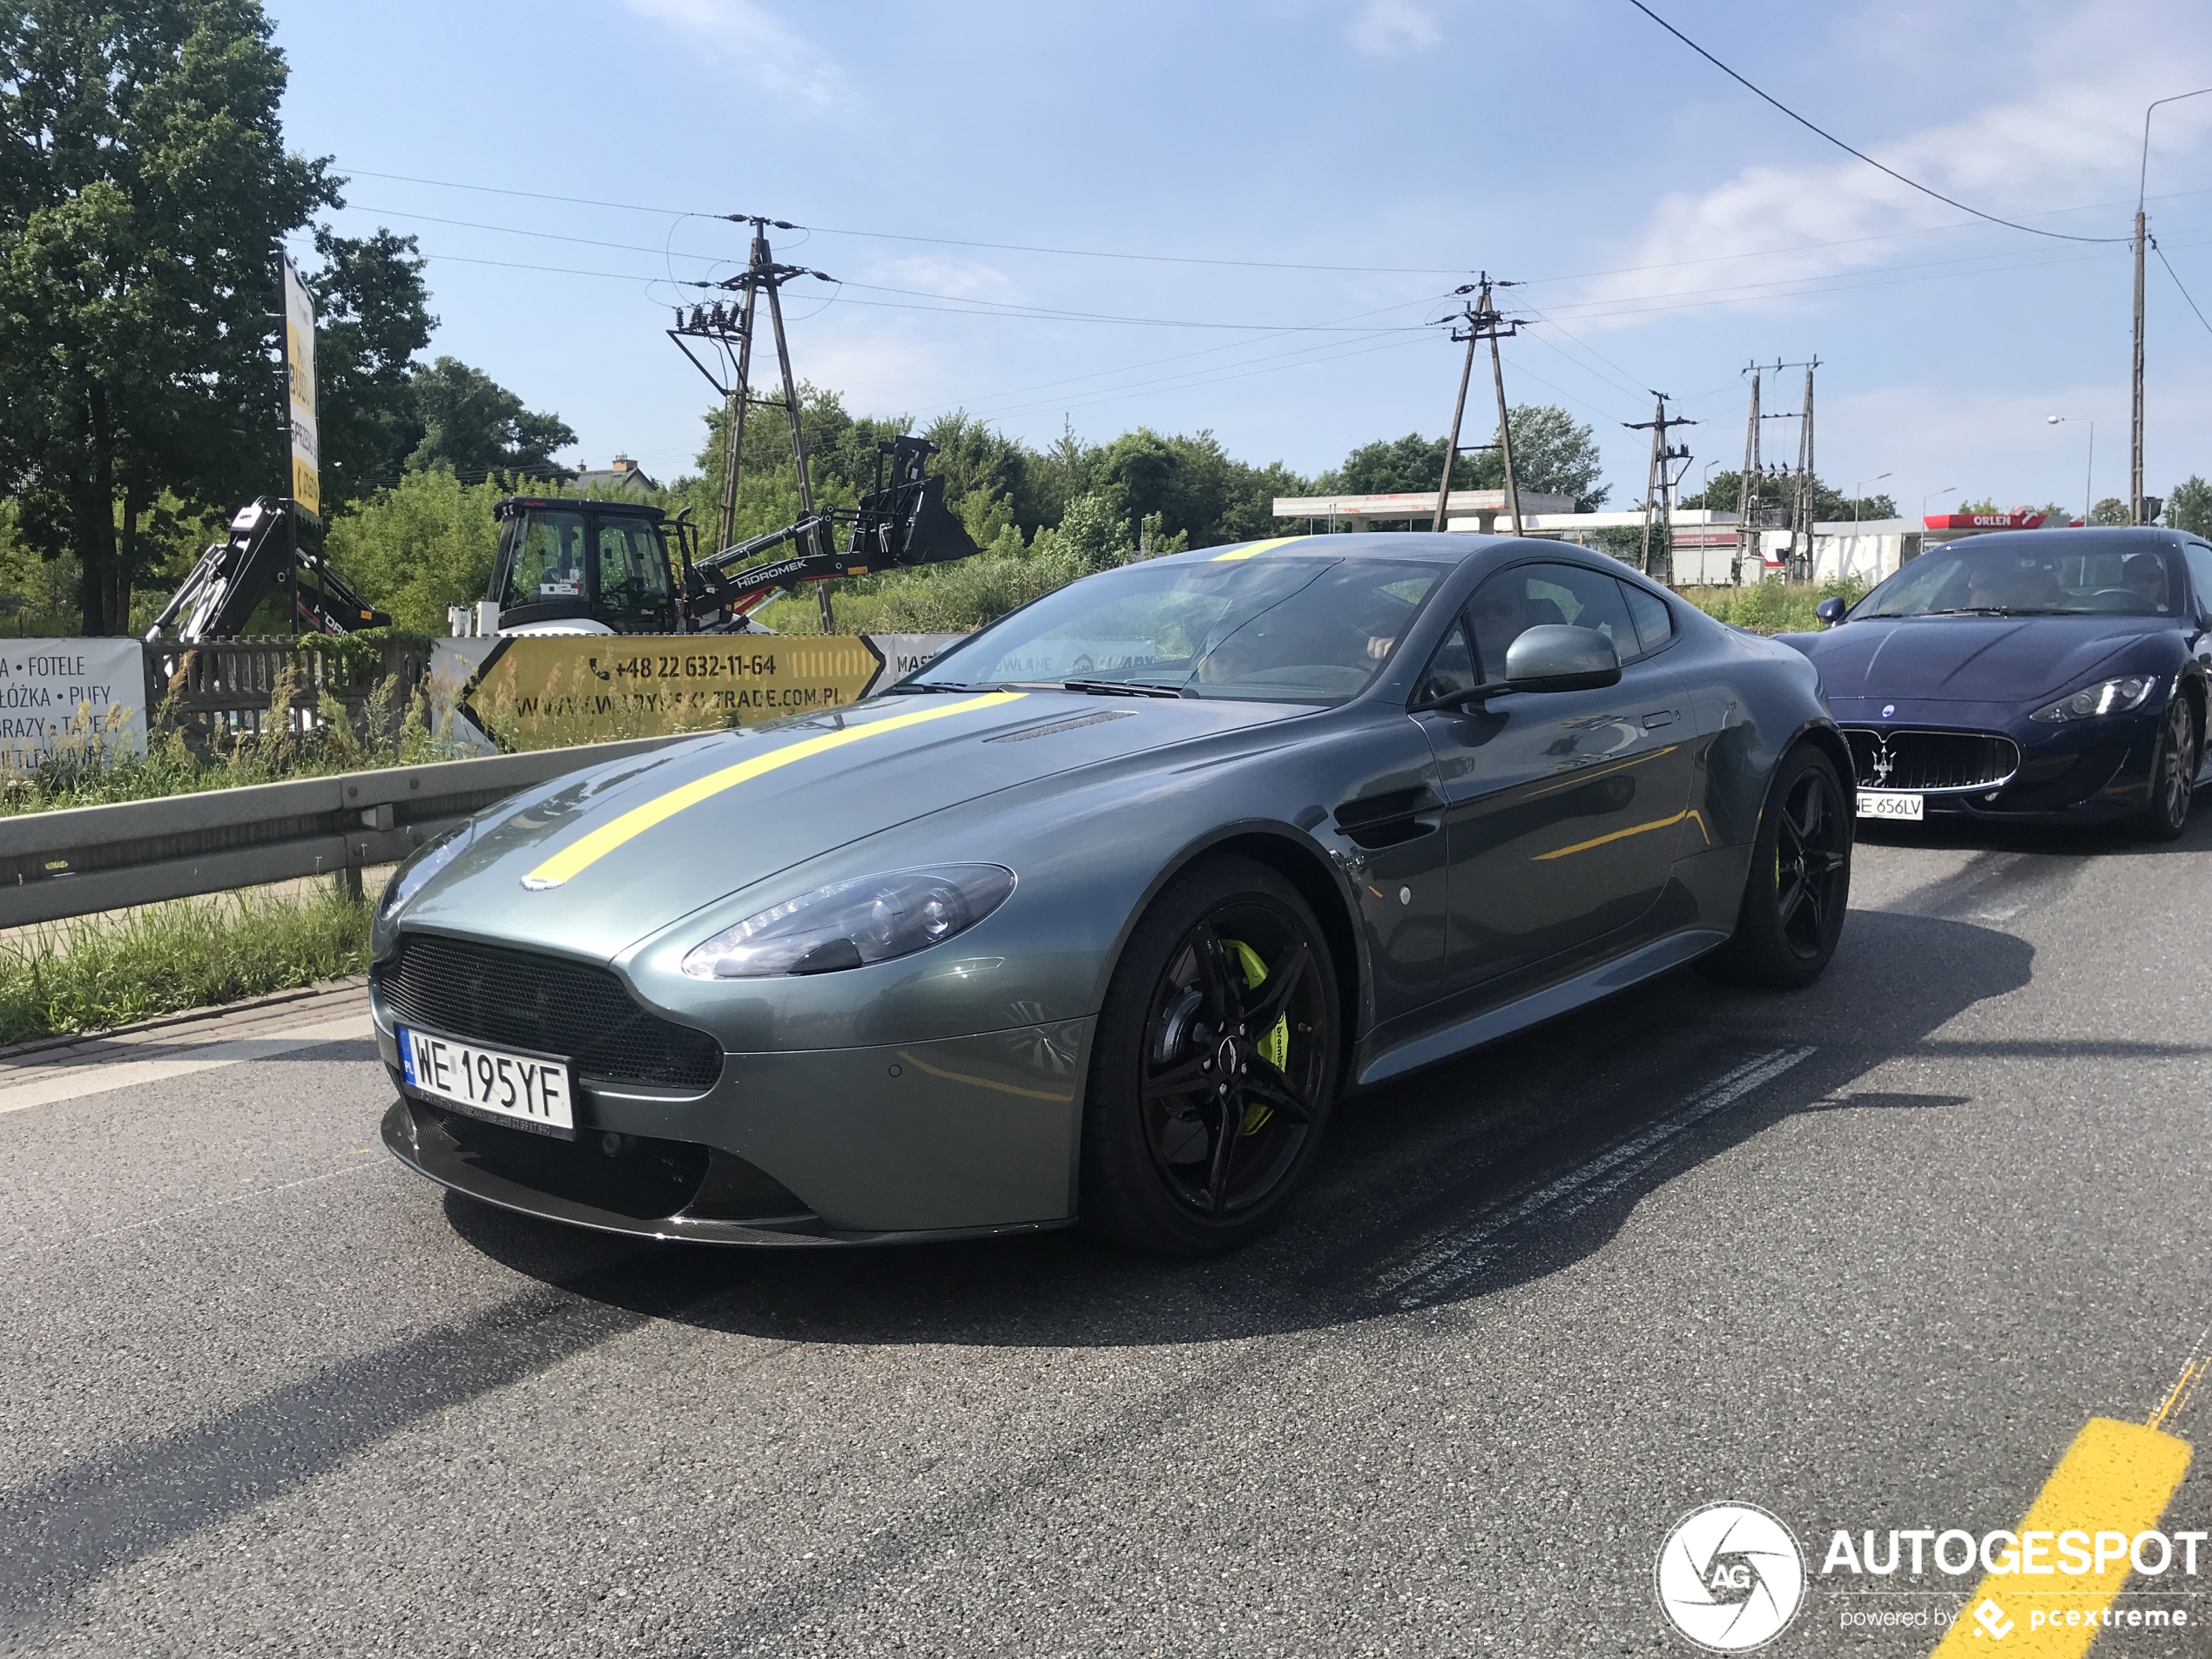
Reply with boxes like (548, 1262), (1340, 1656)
(1699, 743), (1851, 989)
(2130, 692), (2198, 842)
(1080, 855), (1341, 1255)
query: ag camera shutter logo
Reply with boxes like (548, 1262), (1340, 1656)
(1656, 1501), (1806, 1651)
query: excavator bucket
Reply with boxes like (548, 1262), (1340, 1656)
(849, 437), (980, 570)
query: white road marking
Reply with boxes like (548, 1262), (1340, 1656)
(1370, 1045), (1817, 1309)
(3, 1158), (381, 1261)
(0, 1012), (373, 1114)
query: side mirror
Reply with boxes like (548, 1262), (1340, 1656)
(1503, 624), (1621, 692)
(1815, 596), (1848, 628)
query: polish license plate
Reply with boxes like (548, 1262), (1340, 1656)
(1857, 789), (1925, 821)
(398, 1025), (574, 1136)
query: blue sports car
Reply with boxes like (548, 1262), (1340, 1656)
(1783, 527), (2212, 839)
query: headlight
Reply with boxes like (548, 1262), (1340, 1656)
(681, 865), (1016, 979)
(2030, 674), (2159, 723)
(379, 825), (471, 920)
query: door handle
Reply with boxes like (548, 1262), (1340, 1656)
(1642, 709), (1677, 730)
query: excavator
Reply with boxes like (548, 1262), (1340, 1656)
(145, 435), (978, 645)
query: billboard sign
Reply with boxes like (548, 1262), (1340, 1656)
(0, 640), (148, 775)
(281, 254), (319, 517)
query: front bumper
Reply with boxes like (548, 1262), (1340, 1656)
(1835, 706), (2158, 823)
(374, 987), (1093, 1244)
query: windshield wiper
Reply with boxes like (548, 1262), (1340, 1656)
(887, 679), (1001, 694)
(1920, 606), (2012, 617)
(1062, 678), (1187, 698)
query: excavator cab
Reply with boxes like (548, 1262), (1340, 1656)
(488, 497), (682, 634)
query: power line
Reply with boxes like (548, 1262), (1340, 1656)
(1624, 0), (2130, 246)
(2152, 236), (2212, 339)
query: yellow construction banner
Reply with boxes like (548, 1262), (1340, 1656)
(456, 635), (894, 752)
(280, 254), (320, 517)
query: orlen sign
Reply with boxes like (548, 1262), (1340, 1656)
(1924, 511), (2047, 529)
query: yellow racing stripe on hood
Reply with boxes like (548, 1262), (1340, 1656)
(1211, 536), (1301, 561)
(521, 691), (1023, 890)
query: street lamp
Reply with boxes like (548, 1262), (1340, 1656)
(2047, 415), (2094, 526)
(2134, 87), (2212, 523)
(1921, 484), (1957, 522)
(1852, 472), (1892, 523)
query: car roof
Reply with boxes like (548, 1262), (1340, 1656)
(1936, 526), (2196, 554)
(1163, 530), (1621, 569)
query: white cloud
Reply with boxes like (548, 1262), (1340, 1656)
(874, 255), (1020, 303)
(1563, 3), (2212, 331)
(1347, 0), (1440, 56)
(621, 0), (849, 109)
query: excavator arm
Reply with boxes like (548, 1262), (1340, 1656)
(679, 436), (981, 630)
(144, 498), (388, 644)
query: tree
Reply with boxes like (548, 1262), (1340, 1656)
(0, 0), (335, 632)
(407, 356), (576, 481)
(1468, 405), (1609, 509)
(1684, 470), (1895, 523)
(2169, 476), (2212, 538)
(1315, 406), (1608, 510)
(305, 226), (433, 513)
(2090, 496), (2131, 526)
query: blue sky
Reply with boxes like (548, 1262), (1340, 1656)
(266, 0), (2212, 520)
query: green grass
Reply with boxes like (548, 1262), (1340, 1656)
(1678, 578), (1869, 635)
(2, 666), (462, 819)
(0, 886), (373, 1045)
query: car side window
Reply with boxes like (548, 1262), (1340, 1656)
(1413, 617), (1479, 704)
(1465, 562), (1638, 678)
(1617, 579), (1674, 659)
(2182, 543), (2212, 619)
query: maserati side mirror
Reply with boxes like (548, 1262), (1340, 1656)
(1503, 624), (1622, 693)
(1815, 597), (1848, 627)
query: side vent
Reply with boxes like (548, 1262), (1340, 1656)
(1332, 786), (1442, 850)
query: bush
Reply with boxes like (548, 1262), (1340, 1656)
(1680, 578), (1870, 635)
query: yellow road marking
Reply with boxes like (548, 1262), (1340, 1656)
(522, 691), (1022, 889)
(1928, 1418), (2192, 1657)
(1211, 536), (1302, 562)
(1532, 806), (1700, 861)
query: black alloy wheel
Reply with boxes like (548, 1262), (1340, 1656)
(2133, 691), (2199, 842)
(1082, 855), (1340, 1253)
(1700, 743), (1851, 989)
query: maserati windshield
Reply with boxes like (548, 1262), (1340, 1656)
(910, 556), (1440, 705)
(1853, 543), (2184, 619)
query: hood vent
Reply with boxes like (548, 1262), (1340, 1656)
(986, 711), (1134, 743)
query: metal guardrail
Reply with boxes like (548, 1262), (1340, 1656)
(0, 734), (690, 927)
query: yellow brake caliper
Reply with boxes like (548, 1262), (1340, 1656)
(1223, 938), (1289, 1136)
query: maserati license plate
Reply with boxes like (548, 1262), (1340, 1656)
(1856, 789), (1924, 821)
(398, 1025), (574, 1136)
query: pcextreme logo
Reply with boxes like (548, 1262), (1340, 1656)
(1656, 1502), (1807, 1651)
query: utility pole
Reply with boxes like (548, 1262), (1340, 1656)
(1791, 357), (1819, 582)
(2132, 89), (2212, 525)
(1432, 274), (1524, 534)
(1733, 361), (1762, 585)
(666, 215), (840, 629)
(1624, 396), (1696, 583)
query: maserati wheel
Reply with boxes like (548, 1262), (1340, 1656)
(2131, 692), (2198, 843)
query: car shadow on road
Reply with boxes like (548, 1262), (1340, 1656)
(439, 905), (2143, 1351)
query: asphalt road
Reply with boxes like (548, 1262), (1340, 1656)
(8, 813), (2212, 1657)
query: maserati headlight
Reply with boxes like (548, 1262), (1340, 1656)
(681, 865), (1016, 979)
(379, 825), (472, 920)
(2030, 674), (2158, 723)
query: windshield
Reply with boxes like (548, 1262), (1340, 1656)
(1853, 543), (2184, 619)
(500, 509), (588, 610)
(914, 556), (1440, 704)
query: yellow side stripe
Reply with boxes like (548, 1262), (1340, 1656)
(1532, 807), (1703, 862)
(1927, 1418), (2191, 1657)
(522, 691), (1022, 889)
(1211, 536), (1302, 562)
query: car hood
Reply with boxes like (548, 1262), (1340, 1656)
(395, 691), (1312, 961)
(1781, 614), (2164, 704)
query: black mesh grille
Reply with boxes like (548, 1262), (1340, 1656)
(375, 933), (722, 1090)
(1843, 728), (2020, 792)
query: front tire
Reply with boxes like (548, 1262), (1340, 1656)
(1080, 855), (1341, 1255)
(1700, 743), (1851, 989)
(2131, 691), (2198, 842)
